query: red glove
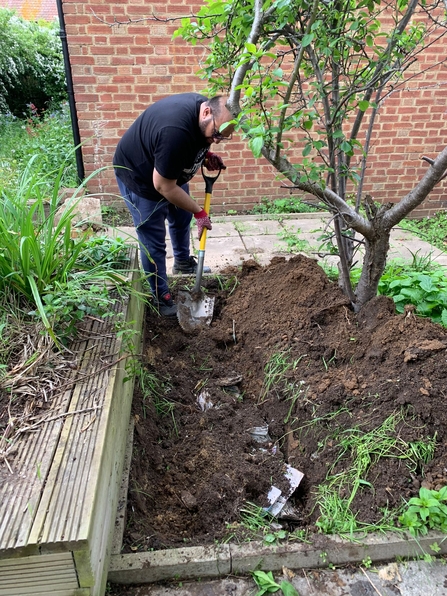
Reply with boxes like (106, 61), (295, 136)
(194, 209), (212, 239)
(204, 151), (226, 171)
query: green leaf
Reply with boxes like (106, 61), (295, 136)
(249, 136), (264, 158)
(358, 100), (370, 111)
(302, 33), (314, 47)
(280, 581), (300, 596)
(245, 42), (257, 54)
(251, 570), (281, 595)
(264, 533), (277, 543)
(302, 144), (312, 157)
(419, 275), (435, 292)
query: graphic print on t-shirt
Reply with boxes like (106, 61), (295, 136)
(179, 146), (209, 185)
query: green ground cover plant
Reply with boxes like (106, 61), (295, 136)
(0, 102), (77, 194)
(349, 256), (447, 327)
(400, 213), (447, 252)
(0, 158), (133, 343)
(399, 486), (447, 536)
(250, 196), (319, 215)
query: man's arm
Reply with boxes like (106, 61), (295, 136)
(153, 169), (202, 214)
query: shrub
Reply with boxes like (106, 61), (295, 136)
(0, 8), (67, 116)
(0, 102), (77, 192)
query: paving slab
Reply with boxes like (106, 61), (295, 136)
(109, 216), (447, 273)
(109, 559), (447, 595)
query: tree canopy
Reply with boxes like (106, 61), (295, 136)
(175, 0), (447, 308)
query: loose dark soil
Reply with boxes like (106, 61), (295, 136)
(123, 255), (447, 552)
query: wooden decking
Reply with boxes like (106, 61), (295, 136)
(0, 249), (144, 596)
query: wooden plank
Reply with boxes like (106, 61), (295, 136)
(111, 416), (135, 555)
(79, 261), (144, 596)
(0, 552), (78, 595)
(0, 249), (143, 596)
(0, 385), (74, 552)
(0, 552), (72, 568)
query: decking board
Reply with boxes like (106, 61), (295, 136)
(0, 248), (143, 595)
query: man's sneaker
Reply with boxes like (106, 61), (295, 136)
(154, 291), (177, 317)
(172, 255), (211, 275)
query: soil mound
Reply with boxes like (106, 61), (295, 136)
(125, 255), (447, 551)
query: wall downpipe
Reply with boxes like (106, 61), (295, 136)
(56, 0), (85, 184)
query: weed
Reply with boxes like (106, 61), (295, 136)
(240, 501), (272, 533)
(315, 410), (437, 535)
(233, 221), (250, 233)
(399, 486), (447, 536)
(284, 380), (307, 424)
(263, 529), (288, 545)
(251, 570), (299, 596)
(400, 213), (447, 252)
(322, 350), (337, 371)
(277, 226), (312, 254)
(259, 348), (303, 403)
(250, 196), (319, 215)
(136, 364), (176, 434)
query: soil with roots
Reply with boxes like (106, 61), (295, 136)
(121, 255), (447, 553)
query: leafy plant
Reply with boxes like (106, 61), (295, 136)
(0, 8), (66, 115)
(0, 102), (77, 193)
(77, 235), (130, 268)
(278, 227), (312, 254)
(0, 158), (131, 341)
(378, 266), (447, 327)
(399, 486), (447, 536)
(250, 197), (319, 215)
(400, 213), (447, 252)
(251, 570), (299, 596)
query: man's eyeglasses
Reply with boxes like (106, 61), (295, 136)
(212, 115), (232, 142)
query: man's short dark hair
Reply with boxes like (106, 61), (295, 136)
(206, 96), (227, 118)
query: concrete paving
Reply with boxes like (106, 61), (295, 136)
(110, 559), (447, 595)
(109, 212), (447, 273)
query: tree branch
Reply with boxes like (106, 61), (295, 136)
(227, 0), (266, 115)
(384, 146), (447, 227)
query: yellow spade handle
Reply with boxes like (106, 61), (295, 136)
(199, 190), (212, 251)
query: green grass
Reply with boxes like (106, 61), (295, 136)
(400, 212), (447, 252)
(0, 102), (77, 194)
(313, 409), (436, 536)
(250, 196), (320, 215)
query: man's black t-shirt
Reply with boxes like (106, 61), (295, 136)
(113, 93), (209, 200)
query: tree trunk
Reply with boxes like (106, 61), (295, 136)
(354, 228), (391, 311)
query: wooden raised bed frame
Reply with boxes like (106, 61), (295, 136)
(0, 249), (144, 596)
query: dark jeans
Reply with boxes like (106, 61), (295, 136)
(116, 177), (192, 296)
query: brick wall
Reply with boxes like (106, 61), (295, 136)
(62, 0), (447, 217)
